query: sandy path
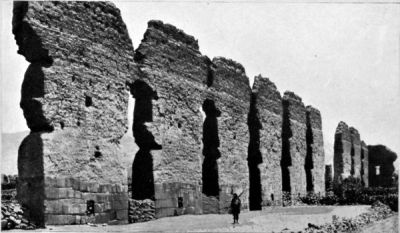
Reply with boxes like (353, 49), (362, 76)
(358, 214), (398, 233)
(9, 205), (370, 233)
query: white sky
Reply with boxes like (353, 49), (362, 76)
(1, 1), (399, 166)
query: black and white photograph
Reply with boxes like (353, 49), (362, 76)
(0, 0), (399, 232)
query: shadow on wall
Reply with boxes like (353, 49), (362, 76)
(202, 99), (221, 197)
(281, 99), (292, 194)
(305, 111), (314, 192)
(247, 93), (262, 210)
(130, 80), (161, 200)
(13, 1), (54, 132)
(17, 134), (45, 227)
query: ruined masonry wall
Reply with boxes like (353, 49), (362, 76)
(283, 92), (307, 196)
(14, 1), (136, 225)
(333, 121), (352, 188)
(209, 57), (251, 213)
(252, 75), (283, 205)
(350, 128), (362, 178)
(361, 141), (369, 187)
(306, 106), (325, 195)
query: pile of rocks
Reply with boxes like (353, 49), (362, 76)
(128, 199), (155, 223)
(1, 201), (36, 230)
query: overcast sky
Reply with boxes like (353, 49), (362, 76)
(1, 1), (399, 165)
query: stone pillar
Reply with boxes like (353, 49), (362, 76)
(306, 106), (325, 196)
(282, 92), (307, 197)
(350, 127), (362, 179)
(14, 1), (135, 225)
(361, 141), (369, 187)
(250, 75), (283, 208)
(333, 121), (352, 189)
(207, 57), (251, 213)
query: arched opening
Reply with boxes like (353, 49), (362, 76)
(202, 99), (221, 197)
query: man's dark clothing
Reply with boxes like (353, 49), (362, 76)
(231, 195), (241, 224)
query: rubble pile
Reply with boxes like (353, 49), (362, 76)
(128, 199), (155, 223)
(1, 201), (36, 230)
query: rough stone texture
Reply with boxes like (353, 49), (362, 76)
(368, 145), (397, 187)
(13, 1), (135, 225)
(306, 106), (325, 195)
(325, 165), (333, 192)
(249, 75), (282, 208)
(333, 121), (352, 189)
(282, 92), (307, 197)
(207, 57), (251, 213)
(361, 141), (369, 187)
(349, 127), (362, 178)
(134, 20), (251, 215)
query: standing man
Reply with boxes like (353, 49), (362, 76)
(230, 193), (241, 224)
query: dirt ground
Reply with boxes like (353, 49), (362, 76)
(8, 205), (375, 233)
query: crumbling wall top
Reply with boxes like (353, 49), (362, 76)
(252, 75), (282, 115)
(306, 105), (322, 129)
(283, 91), (306, 124)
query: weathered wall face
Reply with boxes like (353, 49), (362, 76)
(333, 121), (352, 188)
(350, 127), (362, 178)
(325, 165), (333, 192)
(361, 141), (369, 187)
(134, 20), (207, 217)
(249, 75), (282, 208)
(306, 106), (325, 195)
(207, 57), (251, 213)
(14, 1), (135, 225)
(282, 92), (307, 196)
(368, 145), (397, 187)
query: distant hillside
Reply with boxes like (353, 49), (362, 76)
(1, 131), (29, 175)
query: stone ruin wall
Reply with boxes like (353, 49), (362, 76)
(282, 92), (307, 197)
(13, 1), (136, 225)
(361, 141), (369, 187)
(332, 121), (397, 189)
(350, 127), (362, 178)
(333, 121), (352, 188)
(368, 145), (397, 187)
(250, 75), (282, 208)
(13, 1), (327, 226)
(306, 106), (325, 195)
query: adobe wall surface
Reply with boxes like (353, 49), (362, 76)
(282, 92), (307, 197)
(250, 75), (282, 207)
(13, 1), (135, 225)
(306, 106), (325, 195)
(333, 121), (352, 188)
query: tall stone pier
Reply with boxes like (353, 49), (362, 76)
(361, 141), (369, 187)
(349, 127), (362, 178)
(14, 1), (136, 225)
(333, 122), (352, 188)
(306, 106), (325, 195)
(281, 92), (307, 197)
(249, 75), (283, 209)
